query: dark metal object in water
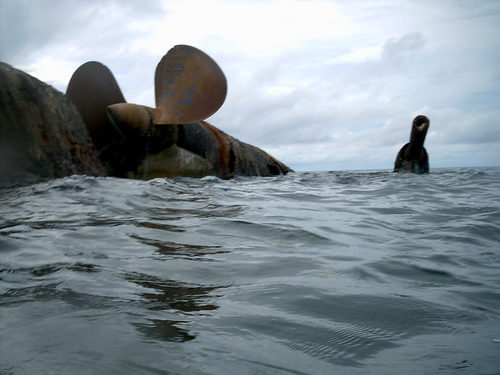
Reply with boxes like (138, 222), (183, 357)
(66, 45), (291, 179)
(394, 115), (430, 174)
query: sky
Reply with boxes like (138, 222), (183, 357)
(1, 0), (499, 171)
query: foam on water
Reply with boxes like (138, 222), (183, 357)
(1, 168), (500, 374)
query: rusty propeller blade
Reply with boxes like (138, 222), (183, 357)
(154, 45), (227, 124)
(68, 45), (227, 159)
(66, 61), (126, 152)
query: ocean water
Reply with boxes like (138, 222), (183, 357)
(1, 168), (499, 375)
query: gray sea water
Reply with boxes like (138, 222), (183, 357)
(1, 168), (500, 375)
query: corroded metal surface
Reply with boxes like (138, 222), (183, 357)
(106, 103), (156, 136)
(154, 45), (227, 125)
(177, 121), (292, 179)
(66, 62), (151, 177)
(394, 115), (430, 174)
(66, 61), (126, 153)
(66, 46), (291, 179)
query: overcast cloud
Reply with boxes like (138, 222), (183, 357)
(1, 0), (499, 171)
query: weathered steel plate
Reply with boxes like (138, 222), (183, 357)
(154, 45), (227, 124)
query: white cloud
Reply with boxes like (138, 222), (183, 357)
(134, 0), (354, 56)
(20, 56), (77, 89)
(381, 32), (425, 65)
(327, 45), (381, 64)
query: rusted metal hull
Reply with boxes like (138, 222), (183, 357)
(394, 115), (430, 174)
(88, 120), (292, 180)
(176, 121), (291, 179)
(65, 46), (291, 180)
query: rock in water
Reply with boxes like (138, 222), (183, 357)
(0, 63), (104, 186)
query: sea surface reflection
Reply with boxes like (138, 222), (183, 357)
(1, 168), (500, 374)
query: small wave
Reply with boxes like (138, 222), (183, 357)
(1, 168), (500, 374)
(368, 259), (481, 288)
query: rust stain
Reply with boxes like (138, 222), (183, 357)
(154, 45), (227, 125)
(199, 120), (230, 179)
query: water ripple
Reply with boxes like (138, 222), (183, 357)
(1, 168), (499, 374)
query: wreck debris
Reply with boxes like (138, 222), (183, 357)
(66, 45), (292, 179)
(394, 115), (430, 174)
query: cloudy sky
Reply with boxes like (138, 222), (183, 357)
(1, 0), (499, 171)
